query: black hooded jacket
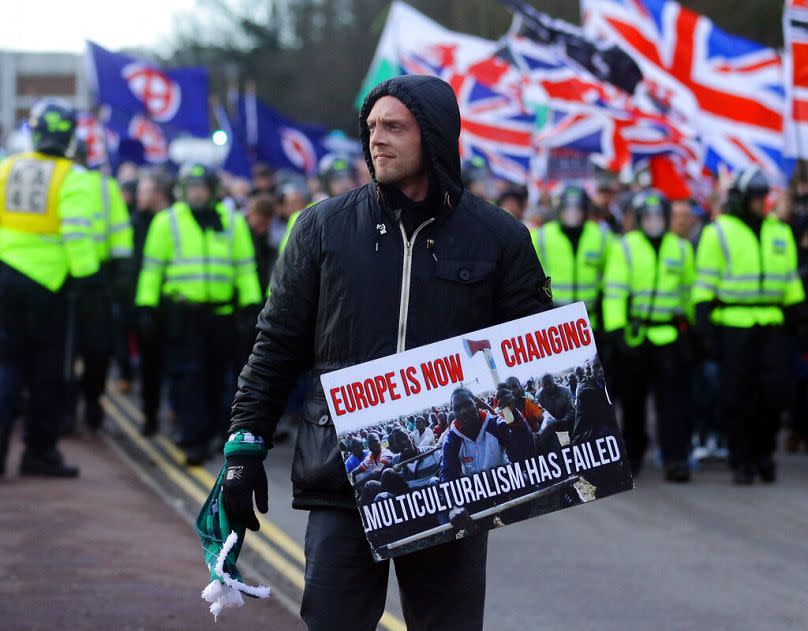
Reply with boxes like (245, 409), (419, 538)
(229, 75), (552, 510)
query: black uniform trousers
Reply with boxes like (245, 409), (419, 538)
(301, 508), (488, 631)
(619, 339), (690, 470)
(77, 284), (114, 416)
(164, 302), (235, 448)
(137, 324), (164, 427)
(0, 263), (67, 455)
(718, 325), (790, 471)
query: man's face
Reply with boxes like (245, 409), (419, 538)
(367, 434), (381, 454)
(749, 195), (767, 217)
(185, 181), (212, 208)
(350, 440), (364, 458)
(451, 390), (479, 431)
(505, 377), (524, 405)
(252, 170), (273, 193)
(246, 208), (270, 236)
(389, 432), (412, 454)
(136, 178), (155, 212)
(594, 188), (616, 208)
(541, 375), (554, 390)
(327, 174), (355, 197)
(500, 196), (525, 221)
(280, 192), (306, 218)
(468, 178), (496, 201)
(387, 433), (402, 454)
(416, 418), (426, 432)
(367, 96), (424, 187)
(670, 201), (694, 239)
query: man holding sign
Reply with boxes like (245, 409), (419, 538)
(220, 75), (551, 630)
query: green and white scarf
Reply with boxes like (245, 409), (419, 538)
(196, 431), (271, 620)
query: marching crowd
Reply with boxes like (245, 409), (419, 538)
(1, 97), (806, 487)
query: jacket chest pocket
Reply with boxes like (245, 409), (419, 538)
(433, 258), (496, 309)
(583, 250), (604, 269)
(433, 259), (496, 286)
(662, 258), (683, 280)
(206, 234), (232, 259)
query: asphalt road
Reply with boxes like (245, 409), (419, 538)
(259, 432), (808, 631)
(98, 391), (808, 630)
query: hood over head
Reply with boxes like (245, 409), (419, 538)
(359, 75), (463, 208)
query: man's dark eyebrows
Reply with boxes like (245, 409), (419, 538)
(369, 113), (409, 127)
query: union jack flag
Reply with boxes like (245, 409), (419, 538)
(401, 48), (535, 183)
(493, 30), (700, 178)
(581, 0), (792, 183)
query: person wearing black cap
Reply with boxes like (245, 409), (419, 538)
(218, 75), (552, 630)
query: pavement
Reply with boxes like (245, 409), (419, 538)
(0, 428), (303, 631)
(3, 388), (808, 631)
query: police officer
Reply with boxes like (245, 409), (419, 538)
(135, 163), (261, 465)
(462, 156), (497, 202)
(693, 167), (806, 484)
(0, 100), (100, 477)
(317, 153), (357, 199)
(602, 190), (694, 482)
(531, 184), (611, 329)
(70, 139), (133, 431)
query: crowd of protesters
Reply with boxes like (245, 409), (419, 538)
(4, 111), (805, 482)
(104, 154), (808, 483)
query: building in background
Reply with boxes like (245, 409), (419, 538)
(0, 51), (90, 146)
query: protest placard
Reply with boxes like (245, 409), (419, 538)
(321, 302), (634, 561)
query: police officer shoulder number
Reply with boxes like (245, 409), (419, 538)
(5, 159), (54, 215)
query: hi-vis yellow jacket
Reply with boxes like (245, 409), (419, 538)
(0, 152), (99, 291)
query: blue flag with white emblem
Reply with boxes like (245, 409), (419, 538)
(236, 92), (330, 175)
(86, 41), (210, 137)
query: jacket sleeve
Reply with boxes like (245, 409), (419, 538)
(681, 239), (696, 322)
(228, 207), (320, 443)
(265, 209), (302, 299)
(231, 212), (262, 308)
(107, 178), (134, 259)
(602, 237), (630, 333)
(440, 434), (462, 483)
(692, 224), (722, 306)
(134, 211), (171, 307)
(496, 222), (552, 323)
(783, 228), (806, 307)
(59, 170), (100, 279)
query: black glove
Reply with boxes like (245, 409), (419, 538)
(496, 384), (515, 411)
(222, 454), (268, 531)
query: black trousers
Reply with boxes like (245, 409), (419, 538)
(620, 340), (690, 469)
(77, 284), (115, 408)
(301, 509), (488, 631)
(164, 304), (235, 447)
(718, 326), (790, 470)
(112, 298), (134, 382)
(0, 263), (67, 454)
(137, 327), (164, 425)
